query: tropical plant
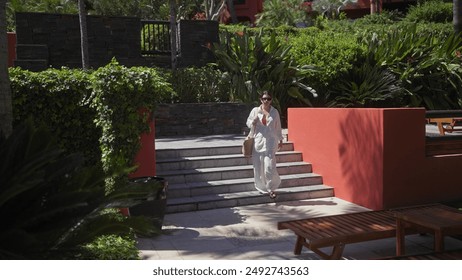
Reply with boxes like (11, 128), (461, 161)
(0, 119), (161, 259)
(327, 63), (404, 108)
(366, 25), (462, 109)
(311, 0), (357, 19)
(255, 0), (308, 27)
(212, 28), (317, 119)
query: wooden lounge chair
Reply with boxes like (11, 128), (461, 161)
(277, 204), (450, 260)
(428, 117), (462, 135)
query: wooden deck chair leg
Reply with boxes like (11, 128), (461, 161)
(330, 243), (346, 259)
(294, 236), (305, 255)
(310, 244), (346, 260)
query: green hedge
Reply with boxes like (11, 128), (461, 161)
(10, 60), (173, 193)
(91, 60), (172, 192)
(10, 67), (101, 165)
(161, 65), (231, 103)
(288, 28), (366, 90)
(405, 0), (453, 23)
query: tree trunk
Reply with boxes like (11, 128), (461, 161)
(78, 0), (89, 69)
(205, 0), (226, 20)
(370, 0), (378, 14)
(169, 0), (177, 70)
(226, 0), (238, 23)
(454, 0), (462, 35)
(0, 0), (13, 137)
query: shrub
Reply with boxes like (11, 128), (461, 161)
(255, 0), (309, 27)
(90, 60), (173, 193)
(0, 120), (159, 259)
(163, 65), (231, 103)
(405, 0), (453, 23)
(353, 10), (404, 25)
(79, 234), (140, 260)
(10, 67), (101, 165)
(288, 28), (366, 92)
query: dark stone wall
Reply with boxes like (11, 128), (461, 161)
(154, 103), (254, 137)
(15, 12), (144, 69)
(177, 20), (219, 68)
(14, 13), (220, 70)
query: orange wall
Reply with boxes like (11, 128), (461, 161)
(288, 108), (462, 210)
(129, 118), (156, 179)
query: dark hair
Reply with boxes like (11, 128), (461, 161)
(260, 91), (272, 98)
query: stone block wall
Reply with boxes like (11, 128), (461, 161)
(154, 103), (254, 137)
(14, 13), (220, 70)
(177, 20), (219, 68)
(15, 12), (143, 69)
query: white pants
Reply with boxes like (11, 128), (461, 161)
(252, 152), (281, 193)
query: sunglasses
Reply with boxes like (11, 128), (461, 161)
(261, 97), (272, 101)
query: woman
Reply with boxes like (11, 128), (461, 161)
(246, 91), (284, 199)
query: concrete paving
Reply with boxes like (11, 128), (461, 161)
(137, 197), (462, 260)
(138, 130), (462, 260)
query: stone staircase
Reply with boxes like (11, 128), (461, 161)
(155, 137), (334, 213)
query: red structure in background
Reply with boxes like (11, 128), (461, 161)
(232, 0), (263, 24)
(7, 32), (16, 67)
(228, 0), (416, 24)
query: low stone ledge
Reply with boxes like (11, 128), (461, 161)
(154, 102), (254, 137)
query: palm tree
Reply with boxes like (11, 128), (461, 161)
(0, 0), (12, 137)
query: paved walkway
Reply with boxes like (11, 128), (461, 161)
(137, 197), (462, 260)
(138, 132), (462, 260)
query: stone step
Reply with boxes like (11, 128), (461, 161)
(166, 185), (334, 213)
(156, 141), (294, 159)
(167, 173), (323, 198)
(157, 161), (313, 184)
(155, 133), (334, 213)
(156, 150), (303, 171)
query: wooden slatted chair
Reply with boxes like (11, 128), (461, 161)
(277, 204), (448, 260)
(278, 210), (397, 259)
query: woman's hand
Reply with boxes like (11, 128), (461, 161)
(278, 141), (283, 151)
(252, 117), (259, 125)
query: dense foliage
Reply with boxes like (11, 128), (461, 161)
(162, 65), (231, 103)
(212, 28), (317, 117)
(0, 120), (160, 259)
(10, 60), (173, 194)
(10, 67), (101, 165)
(90, 60), (172, 193)
(216, 1), (462, 109)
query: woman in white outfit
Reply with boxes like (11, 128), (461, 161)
(246, 91), (284, 199)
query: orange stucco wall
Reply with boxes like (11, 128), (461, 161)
(288, 108), (462, 210)
(129, 118), (156, 179)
